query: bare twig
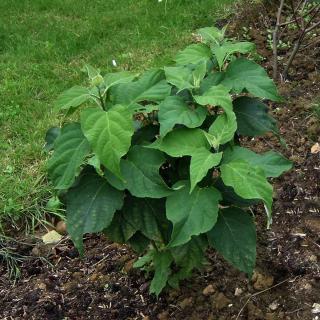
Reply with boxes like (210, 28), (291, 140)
(236, 276), (300, 319)
(273, 0), (285, 80)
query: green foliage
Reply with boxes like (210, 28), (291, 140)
(46, 27), (292, 296)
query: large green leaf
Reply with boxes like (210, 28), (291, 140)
(80, 105), (134, 178)
(150, 251), (173, 296)
(207, 207), (256, 276)
(44, 127), (61, 152)
(194, 84), (232, 111)
(112, 69), (171, 106)
(122, 146), (172, 198)
(175, 43), (212, 65)
(223, 146), (292, 178)
(148, 128), (209, 157)
(166, 181), (221, 247)
(221, 58), (281, 101)
(47, 123), (90, 190)
(66, 173), (124, 253)
(103, 210), (137, 243)
(220, 160), (273, 225)
(199, 73), (225, 94)
(158, 96), (207, 137)
(233, 96), (279, 136)
(190, 149), (222, 192)
(105, 145), (172, 198)
(54, 86), (92, 112)
(212, 41), (255, 69)
(105, 197), (164, 242)
(104, 71), (138, 90)
(164, 66), (194, 91)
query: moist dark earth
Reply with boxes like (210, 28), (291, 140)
(1, 3), (319, 320)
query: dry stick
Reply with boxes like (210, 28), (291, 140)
(236, 276), (300, 320)
(273, 0), (285, 80)
(283, 6), (320, 79)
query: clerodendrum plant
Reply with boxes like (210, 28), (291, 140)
(46, 27), (292, 296)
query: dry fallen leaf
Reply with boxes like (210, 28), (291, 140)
(311, 143), (320, 154)
(42, 230), (63, 244)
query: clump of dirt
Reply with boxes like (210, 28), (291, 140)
(1, 2), (320, 319)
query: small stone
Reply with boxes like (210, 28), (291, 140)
(234, 287), (243, 296)
(157, 311), (169, 320)
(142, 317), (150, 320)
(247, 301), (264, 320)
(312, 303), (320, 314)
(178, 297), (193, 309)
(265, 313), (277, 320)
(56, 220), (67, 235)
(212, 292), (231, 310)
(252, 270), (274, 290)
(269, 301), (279, 311)
(37, 282), (47, 290)
(203, 284), (216, 296)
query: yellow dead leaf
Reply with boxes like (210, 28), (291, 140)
(311, 143), (320, 154)
(42, 230), (62, 244)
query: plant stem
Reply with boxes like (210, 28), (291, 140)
(97, 86), (106, 110)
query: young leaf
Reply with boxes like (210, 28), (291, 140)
(212, 41), (256, 69)
(112, 69), (171, 106)
(164, 66), (194, 92)
(199, 73), (225, 94)
(80, 105), (134, 178)
(207, 113), (237, 147)
(207, 207), (256, 276)
(220, 160), (273, 225)
(175, 43), (212, 65)
(158, 96), (207, 137)
(194, 84), (237, 147)
(221, 58), (281, 101)
(47, 123), (90, 190)
(66, 173), (124, 254)
(197, 26), (225, 45)
(233, 97), (279, 137)
(54, 86), (92, 112)
(150, 251), (173, 296)
(166, 181), (221, 247)
(190, 149), (222, 192)
(223, 146), (292, 177)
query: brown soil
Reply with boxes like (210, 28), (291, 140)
(1, 3), (320, 320)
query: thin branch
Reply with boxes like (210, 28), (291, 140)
(273, 0), (285, 80)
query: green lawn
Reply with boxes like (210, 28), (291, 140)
(0, 0), (234, 231)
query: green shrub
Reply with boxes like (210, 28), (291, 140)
(46, 27), (292, 296)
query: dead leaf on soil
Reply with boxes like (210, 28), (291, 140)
(42, 230), (63, 244)
(311, 143), (320, 154)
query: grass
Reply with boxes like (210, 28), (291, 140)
(0, 0), (235, 233)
